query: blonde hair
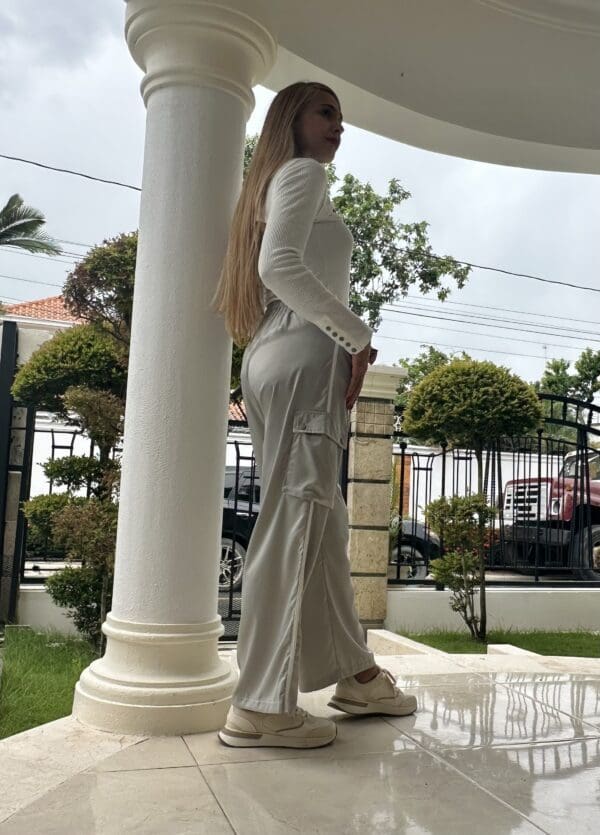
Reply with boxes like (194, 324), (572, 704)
(211, 81), (340, 346)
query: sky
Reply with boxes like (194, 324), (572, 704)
(1, 0), (599, 387)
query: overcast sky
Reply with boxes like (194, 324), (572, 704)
(1, 0), (599, 387)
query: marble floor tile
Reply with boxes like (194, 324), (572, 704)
(201, 748), (540, 834)
(0, 716), (142, 824)
(184, 713), (417, 767)
(94, 735), (197, 772)
(500, 678), (600, 730)
(440, 737), (600, 834)
(385, 682), (600, 751)
(0, 767), (233, 835)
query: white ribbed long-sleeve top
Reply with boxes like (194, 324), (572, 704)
(258, 157), (373, 355)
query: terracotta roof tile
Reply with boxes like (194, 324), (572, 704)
(2, 295), (82, 323)
(228, 401), (247, 422)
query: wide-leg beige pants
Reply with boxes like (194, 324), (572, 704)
(232, 301), (375, 714)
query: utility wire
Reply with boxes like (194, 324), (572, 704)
(379, 317), (583, 352)
(402, 293), (600, 329)
(377, 334), (552, 361)
(2, 151), (599, 294)
(0, 248), (79, 265)
(55, 238), (95, 248)
(400, 249), (600, 294)
(0, 294), (28, 303)
(0, 272), (64, 288)
(0, 153), (141, 192)
(381, 307), (600, 344)
(383, 301), (600, 339)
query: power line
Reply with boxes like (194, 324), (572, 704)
(384, 302), (599, 341)
(0, 272), (64, 288)
(403, 293), (600, 329)
(377, 334), (552, 361)
(382, 310), (600, 342)
(0, 247), (79, 265)
(2, 151), (600, 295)
(380, 317), (583, 352)
(0, 294), (28, 303)
(398, 248), (600, 294)
(0, 153), (141, 192)
(55, 238), (95, 249)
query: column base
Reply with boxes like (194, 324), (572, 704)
(72, 613), (237, 735)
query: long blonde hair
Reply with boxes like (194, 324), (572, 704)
(211, 81), (340, 346)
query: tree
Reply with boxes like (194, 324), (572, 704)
(574, 349), (600, 403)
(332, 174), (471, 330)
(63, 232), (136, 347)
(395, 345), (470, 408)
(533, 349), (600, 442)
(0, 194), (62, 255)
(535, 350), (600, 403)
(426, 495), (495, 640)
(403, 359), (543, 640)
(11, 324), (127, 417)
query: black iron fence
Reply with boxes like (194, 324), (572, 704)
(14, 393), (600, 639)
(390, 394), (600, 586)
(17, 414), (258, 641)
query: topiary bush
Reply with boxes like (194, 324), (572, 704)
(46, 566), (109, 647)
(22, 494), (84, 559)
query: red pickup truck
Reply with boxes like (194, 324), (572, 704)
(502, 450), (600, 575)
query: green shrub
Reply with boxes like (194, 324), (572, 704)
(11, 324), (127, 416)
(46, 566), (109, 647)
(22, 494), (83, 558)
(426, 495), (495, 641)
(42, 456), (120, 498)
(46, 498), (118, 649)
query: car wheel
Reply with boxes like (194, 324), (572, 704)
(388, 545), (428, 580)
(219, 537), (246, 592)
(573, 524), (600, 580)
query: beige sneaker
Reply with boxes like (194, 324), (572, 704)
(218, 705), (337, 748)
(328, 667), (417, 717)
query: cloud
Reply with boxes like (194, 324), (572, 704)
(0, 0), (123, 106)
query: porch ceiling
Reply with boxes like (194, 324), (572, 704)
(258, 0), (600, 172)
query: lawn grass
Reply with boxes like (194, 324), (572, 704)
(0, 626), (97, 740)
(402, 629), (600, 657)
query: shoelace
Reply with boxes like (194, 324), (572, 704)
(379, 667), (402, 695)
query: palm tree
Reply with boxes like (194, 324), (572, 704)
(0, 194), (62, 255)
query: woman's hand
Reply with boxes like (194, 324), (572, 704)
(346, 343), (378, 410)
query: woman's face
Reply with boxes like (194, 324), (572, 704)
(295, 91), (344, 163)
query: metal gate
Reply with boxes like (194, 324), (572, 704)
(391, 394), (600, 585)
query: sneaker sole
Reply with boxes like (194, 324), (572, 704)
(327, 696), (417, 717)
(217, 726), (337, 749)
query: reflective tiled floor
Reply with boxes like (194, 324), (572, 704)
(2, 656), (600, 834)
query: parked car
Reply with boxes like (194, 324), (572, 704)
(220, 468), (260, 592)
(388, 520), (441, 580)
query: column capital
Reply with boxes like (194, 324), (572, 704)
(125, 0), (277, 112)
(361, 364), (407, 402)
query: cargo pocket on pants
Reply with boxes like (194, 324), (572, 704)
(282, 410), (348, 510)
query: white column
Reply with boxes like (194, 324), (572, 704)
(72, 0), (276, 735)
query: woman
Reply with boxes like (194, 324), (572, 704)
(213, 81), (416, 749)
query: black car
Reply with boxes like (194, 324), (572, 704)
(388, 520), (441, 580)
(220, 468), (260, 592)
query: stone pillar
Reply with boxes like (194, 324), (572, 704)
(72, 0), (275, 735)
(347, 364), (406, 631)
